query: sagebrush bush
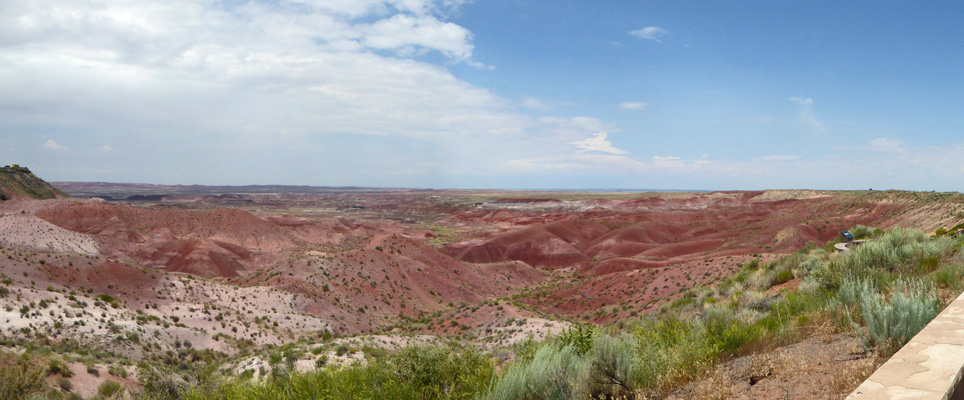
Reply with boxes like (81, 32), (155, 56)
(837, 278), (875, 308)
(798, 276), (821, 294)
(849, 225), (883, 240)
(587, 333), (636, 399)
(816, 228), (955, 289)
(481, 329), (636, 400)
(856, 279), (940, 356)
(482, 344), (591, 400)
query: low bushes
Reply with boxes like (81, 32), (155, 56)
(481, 329), (636, 400)
(0, 353), (47, 400)
(854, 279), (940, 355)
(98, 380), (125, 398)
(9, 226), (953, 400)
(480, 226), (961, 398)
(152, 345), (493, 400)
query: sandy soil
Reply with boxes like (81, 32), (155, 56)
(667, 334), (876, 400)
(0, 213), (98, 255)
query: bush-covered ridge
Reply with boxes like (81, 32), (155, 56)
(2, 226), (961, 399)
(0, 164), (67, 200)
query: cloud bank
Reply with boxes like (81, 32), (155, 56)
(0, 0), (627, 185)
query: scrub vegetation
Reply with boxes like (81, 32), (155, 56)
(0, 165), (67, 200)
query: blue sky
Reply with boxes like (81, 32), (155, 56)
(3, 1), (964, 190)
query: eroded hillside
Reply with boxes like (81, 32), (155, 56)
(3, 181), (964, 398)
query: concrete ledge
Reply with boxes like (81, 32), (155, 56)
(847, 290), (964, 399)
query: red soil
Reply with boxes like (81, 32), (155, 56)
(442, 219), (609, 268)
(439, 192), (918, 321)
(132, 239), (255, 278)
(9, 189), (931, 335)
(36, 202), (293, 250)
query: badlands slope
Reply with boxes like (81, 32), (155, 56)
(3, 173), (964, 397)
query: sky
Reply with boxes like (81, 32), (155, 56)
(3, 1), (964, 190)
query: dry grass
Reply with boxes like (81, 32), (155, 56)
(828, 357), (877, 395)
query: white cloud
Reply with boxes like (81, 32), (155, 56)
(520, 97), (569, 110)
(358, 14), (474, 61)
(506, 153), (643, 174)
(619, 102), (648, 110)
(290, 0), (468, 19)
(759, 155), (800, 161)
(0, 0), (499, 141)
(537, 116), (614, 139)
(652, 155), (681, 166)
(629, 26), (668, 43)
(522, 97), (549, 110)
(789, 97), (825, 133)
(504, 152), (720, 176)
(43, 139), (65, 150)
(568, 132), (627, 155)
(869, 138), (905, 153)
(99, 145), (113, 151)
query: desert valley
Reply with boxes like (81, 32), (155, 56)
(7, 1), (964, 399)
(3, 165), (964, 399)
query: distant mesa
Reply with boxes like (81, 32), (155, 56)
(0, 164), (68, 200)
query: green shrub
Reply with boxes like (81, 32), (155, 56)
(389, 345), (493, 398)
(108, 365), (128, 378)
(633, 316), (718, 396)
(436, 330), (640, 400)
(138, 365), (190, 399)
(774, 270), (793, 285)
(482, 344), (592, 400)
(176, 345), (492, 400)
(0, 356), (47, 399)
(855, 279), (941, 356)
(837, 278), (875, 307)
(816, 228), (955, 289)
(97, 380), (124, 398)
(850, 225), (883, 240)
(933, 263), (964, 291)
(586, 332), (636, 399)
(555, 324), (595, 355)
(96, 294), (116, 303)
(57, 377), (72, 391)
(47, 359), (64, 376)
